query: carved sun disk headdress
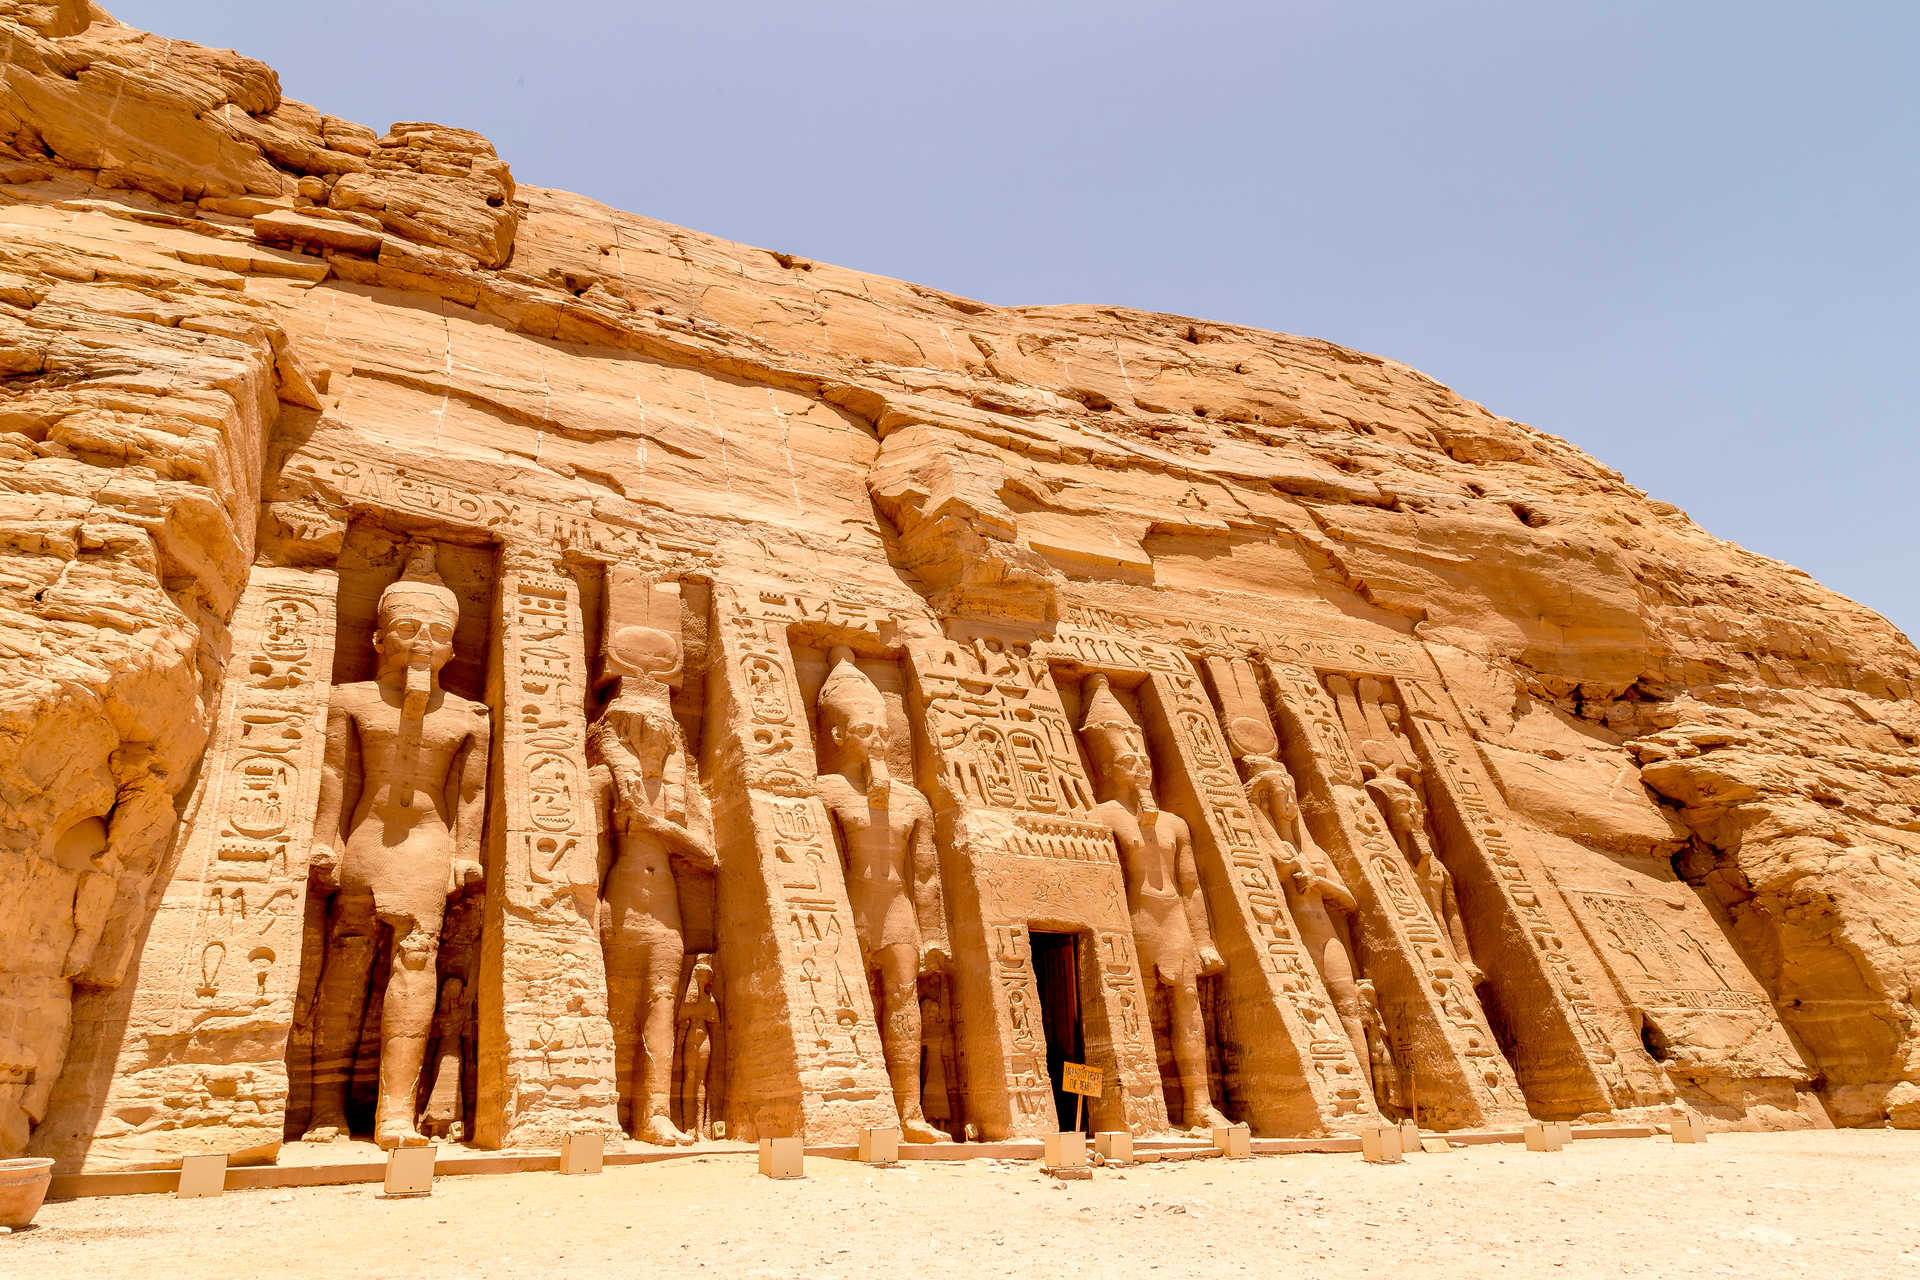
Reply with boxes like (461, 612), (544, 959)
(818, 645), (887, 727)
(379, 543), (457, 623)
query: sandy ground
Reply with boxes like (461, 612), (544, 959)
(7, 1129), (1917, 1280)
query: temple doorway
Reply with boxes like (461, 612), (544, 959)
(1031, 930), (1090, 1132)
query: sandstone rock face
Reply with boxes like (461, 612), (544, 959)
(2, 6), (1913, 1171)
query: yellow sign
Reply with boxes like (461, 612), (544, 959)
(1061, 1062), (1103, 1097)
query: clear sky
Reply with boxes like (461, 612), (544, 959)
(111, 1), (1920, 638)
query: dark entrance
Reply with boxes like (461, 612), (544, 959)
(1030, 930), (1089, 1133)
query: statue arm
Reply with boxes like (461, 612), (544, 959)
(1315, 867), (1357, 915)
(310, 699), (351, 887)
(1175, 818), (1224, 974)
(671, 767), (719, 872)
(449, 711), (488, 892)
(911, 801), (949, 971)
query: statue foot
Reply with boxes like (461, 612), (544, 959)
(375, 1124), (429, 1151)
(902, 1117), (949, 1144)
(301, 1121), (347, 1143)
(1190, 1105), (1231, 1133)
(638, 1114), (693, 1146)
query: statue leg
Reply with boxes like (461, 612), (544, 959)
(1441, 883), (1484, 986)
(1318, 934), (1370, 1088)
(878, 943), (946, 1142)
(679, 1026), (710, 1140)
(602, 922), (642, 1137)
(636, 931), (692, 1146)
(1169, 979), (1228, 1131)
(304, 889), (376, 1141)
(374, 914), (438, 1150)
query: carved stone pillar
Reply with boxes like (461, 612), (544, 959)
(35, 568), (338, 1171)
(472, 549), (620, 1147)
(1259, 659), (1530, 1128)
(1139, 662), (1376, 1133)
(703, 588), (895, 1141)
(1398, 696), (1670, 1112)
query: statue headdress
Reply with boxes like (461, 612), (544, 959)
(1078, 673), (1140, 746)
(818, 646), (886, 727)
(604, 623), (681, 701)
(378, 543), (457, 622)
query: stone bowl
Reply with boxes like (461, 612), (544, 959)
(0, 1157), (54, 1229)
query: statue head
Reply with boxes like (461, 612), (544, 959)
(1251, 754), (1301, 820)
(1357, 977), (1378, 1010)
(600, 623), (683, 776)
(605, 681), (679, 777)
(818, 646), (889, 769)
(1079, 674), (1153, 801)
(374, 545), (459, 682)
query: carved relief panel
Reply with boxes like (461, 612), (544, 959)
(65, 566), (340, 1170)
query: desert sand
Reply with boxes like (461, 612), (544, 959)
(11, 1131), (1918, 1280)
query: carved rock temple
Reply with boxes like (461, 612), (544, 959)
(3, 3), (1917, 1176)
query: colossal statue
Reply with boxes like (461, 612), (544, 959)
(303, 546), (490, 1150)
(1078, 674), (1229, 1133)
(815, 647), (951, 1143)
(589, 623), (716, 1146)
(1240, 742), (1369, 1080)
(1364, 757), (1482, 988)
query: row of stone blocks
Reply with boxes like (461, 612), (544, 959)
(158, 1113), (1713, 1198)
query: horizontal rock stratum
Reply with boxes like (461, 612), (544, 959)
(2, 2), (1915, 1171)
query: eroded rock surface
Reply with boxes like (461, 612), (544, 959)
(1, 4), (1913, 1170)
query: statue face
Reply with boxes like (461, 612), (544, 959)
(1096, 733), (1155, 798)
(1261, 762), (1300, 818)
(833, 711), (889, 766)
(627, 705), (675, 776)
(374, 598), (457, 677)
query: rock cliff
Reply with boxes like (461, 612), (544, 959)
(2, 2), (1914, 1168)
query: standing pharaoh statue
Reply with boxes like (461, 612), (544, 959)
(1361, 741), (1483, 987)
(304, 545), (489, 1149)
(1236, 726), (1369, 1079)
(1079, 674), (1229, 1133)
(589, 624), (716, 1146)
(815, 647), (950, 1143)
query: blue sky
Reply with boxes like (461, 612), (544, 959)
(111, 1), (1919, 638)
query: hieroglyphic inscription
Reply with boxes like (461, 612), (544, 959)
(912, 636), (1095, 817)
(188, 570), (337, 1018)
(486, 548), (620, 1145)
(500, 561), (596, 891)
(990, 923), (1054, 1129)
(1058, 608), (1431, 679)
(279, 449), (714, 564)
